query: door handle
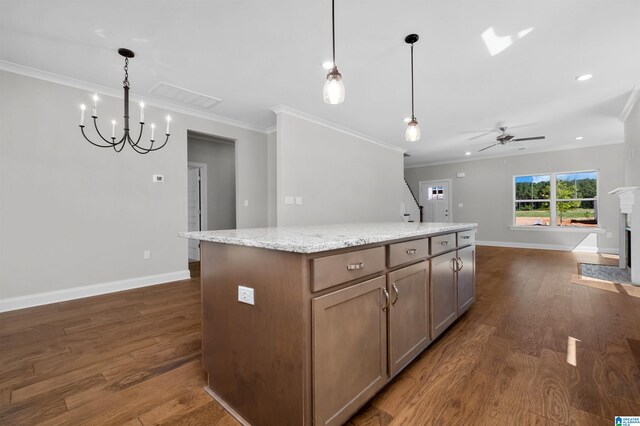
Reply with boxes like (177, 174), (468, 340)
(450, 258), (457, 271)
(392, 283), (399, 306)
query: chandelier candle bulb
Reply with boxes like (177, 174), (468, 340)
(111, 120), (116, 139)
(80, 104), (86, 126)
(166, 115), (171, 135)
(92, 94), (98, 116)
(151, 123), (156, 141)
(140, 102), (145, 123)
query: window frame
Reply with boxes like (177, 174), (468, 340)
(512, 169), (599, 229)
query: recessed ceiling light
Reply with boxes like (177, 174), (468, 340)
(575, 74), (592, 82)
(465, 151), (471, 156)
(404, 117), (411, 123)
(322, 61), (334, 70)
(575, 136), (584, 140)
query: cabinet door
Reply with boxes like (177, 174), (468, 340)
(387, 261), (430, 377)
(430, 253), (457, 339)
(312, 276), (388, 426)
(457, 246), (475, 314)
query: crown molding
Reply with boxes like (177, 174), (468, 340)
(0, 60), (270, 134)
(265, 125), (277, 134)
(620, 85), (640, 123)
(271, 105), (406, 155)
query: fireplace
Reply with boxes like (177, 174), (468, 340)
(609, 187), (639, 284)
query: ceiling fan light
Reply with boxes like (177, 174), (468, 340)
(323, 68), (345, 104)
(406, 119), (420, 142)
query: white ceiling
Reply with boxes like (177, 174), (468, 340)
(1, 0), (639, 166)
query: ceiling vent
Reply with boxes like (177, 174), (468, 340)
(149, 82), (222, 109)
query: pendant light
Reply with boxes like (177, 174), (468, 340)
(405, 34), (420, 142)
(323, 0), (345, 104)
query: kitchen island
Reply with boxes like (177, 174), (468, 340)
(181, 222), (477, 426)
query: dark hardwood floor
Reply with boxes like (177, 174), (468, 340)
(1, 247), (639, 425)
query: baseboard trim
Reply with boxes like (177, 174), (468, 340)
(204, 386), (251, 426)
(0, 270), (191, 313)
(476, 240), (619, 254)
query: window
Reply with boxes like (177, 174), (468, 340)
(428, 186), (444, 200)
(514, 171), (598, 228)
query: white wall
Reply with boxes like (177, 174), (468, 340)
(0, 70), (268, 307)
(275, 109), (404, 226)
(405, 144), (625, 252)
(187, 133), (236, 230)
(624, 97), (640, 186)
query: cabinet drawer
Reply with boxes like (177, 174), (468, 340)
(431, 233), (456, 255)
(388, 238), (429, 268)
(457, 230), (475, 246)
(311, 246), (385, 292)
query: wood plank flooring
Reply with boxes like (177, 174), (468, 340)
(1, 247), (639, 425)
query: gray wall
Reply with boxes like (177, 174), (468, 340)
(267, 131), (277, 226)
(187, 134), (236, 230)
(0, 70), (268, 301)
(625, 98), (640, 186)
(405, 144), (625, 252)
(275, 111), (404, 226)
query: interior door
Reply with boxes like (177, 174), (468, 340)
(187, 166), (201, 261)
(420, 181), (450, 222)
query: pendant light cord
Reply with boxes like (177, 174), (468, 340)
(410, 43), (415, 119)
(332, 0), (336, 65)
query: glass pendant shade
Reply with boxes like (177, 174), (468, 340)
(406, 119), (420, 142)
(323, 69), (345, 104)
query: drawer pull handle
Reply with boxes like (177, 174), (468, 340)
(406, 248), (417, 255)
(347, 262), (364, 271)
(441, 241), (449, 245)
(457, 257), (464, 271)
(461, 236), (471, 240)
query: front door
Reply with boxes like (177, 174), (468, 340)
(419, 180), (451, 222)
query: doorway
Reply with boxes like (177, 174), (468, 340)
(419, 179), (452, 223)
(187, 131), (236, 263)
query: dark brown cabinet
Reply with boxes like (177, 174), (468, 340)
(430, 252), (458, 339)
(312, 276), (388, 426)
(456, 245), (475, 314)
(387, 261), (430, 377)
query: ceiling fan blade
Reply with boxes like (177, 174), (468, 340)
(468, 130), (496, 141)
(478, 143), (498, 152)
(512, 136), (545, 142)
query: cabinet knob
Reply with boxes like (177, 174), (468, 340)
(406, 248), (417, 255)
(346, 262), (364, 271)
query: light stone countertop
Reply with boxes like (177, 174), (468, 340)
(180, 222), (477, 254)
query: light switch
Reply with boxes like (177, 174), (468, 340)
(295, 196), (303, 205)
(285, 196), (294, 205)
(458, 203), (464, 208)
(456, 172), (465, 178)
(244, 200), (249, 207)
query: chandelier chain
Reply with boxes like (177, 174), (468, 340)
(123, 57), (130, 88)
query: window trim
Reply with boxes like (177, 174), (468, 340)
(512, 169), (599, 229)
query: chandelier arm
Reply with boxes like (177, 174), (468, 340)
(127, 133), (153, 154)
(145, 134), (169, 152)
(129, 122), (146, 147)
(113, 138), (127, 153)
(92, 117), (117, 146)
(80, 125), (114, 148)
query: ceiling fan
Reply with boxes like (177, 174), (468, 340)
(478, 126), (545, 152)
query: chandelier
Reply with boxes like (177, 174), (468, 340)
(79, 48), (171, 153)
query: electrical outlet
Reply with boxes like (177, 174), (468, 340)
(285, 196), (294, 205)
(606, 232), (612, 238)
(295, 196), (303, 205)
(143, 250), (151, 260)
(238, 285), (255, 305)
